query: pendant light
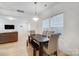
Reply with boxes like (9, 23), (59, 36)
(33, 2), (39, 22)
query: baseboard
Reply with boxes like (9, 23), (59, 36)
(57, 49), (70, 56)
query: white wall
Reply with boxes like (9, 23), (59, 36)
(60, 3), (79, 55)
(29, 19), (43, 34)
(35, 20), (43, 34)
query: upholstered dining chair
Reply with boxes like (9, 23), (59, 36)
(47, 31), (55, 37)
(42, 31), (54, 37)
(43, 33), (61, 56)
(42, 31), (48, 35)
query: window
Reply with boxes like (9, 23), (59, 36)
(42, 13), (64, 37)
(51, 13), (64, 27)
(42, 19), (49, 31)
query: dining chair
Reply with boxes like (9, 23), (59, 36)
(47, 31), (55, 37)
(30, 40), (39, 56)
(42, 31), (54, 37)
(29, 30), (35, 35)
(42, 31), (48, 35)
(27, 30), (35, 46)
(43, 33), (61, 56)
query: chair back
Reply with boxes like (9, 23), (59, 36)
(43, 31), (54, 36)
(47, 31), (54, 37)
(42, 31), (48, 35)
(29, 30), (35, 35)
(48, 33), (61, 54)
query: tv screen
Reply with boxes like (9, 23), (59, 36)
(5, 25), (14, 29)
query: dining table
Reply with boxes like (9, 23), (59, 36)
(28, 34), (49, 56)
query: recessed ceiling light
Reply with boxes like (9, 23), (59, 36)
(7, 17), (15, 20)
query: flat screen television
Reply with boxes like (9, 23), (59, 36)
(5, 25), (15, 29)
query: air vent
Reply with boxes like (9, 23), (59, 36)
(17, 9), (24, 13)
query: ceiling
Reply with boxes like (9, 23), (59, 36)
(0, 2), (57, 20)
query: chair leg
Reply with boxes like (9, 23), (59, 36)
(33, 49), (36, 56)
(54, 51), (57, 56)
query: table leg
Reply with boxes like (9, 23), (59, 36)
(28, 36), (30, 42)
(39, 42), (43, 56)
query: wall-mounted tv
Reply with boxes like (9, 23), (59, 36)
(5, 25), (15, 29)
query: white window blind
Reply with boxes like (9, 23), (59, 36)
(51, 13), (64, 27)
(42, 13), (64, 37)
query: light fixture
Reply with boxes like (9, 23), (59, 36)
(33, 16), (39, 21)
(7, 17), (15, 20)
(33, 2), (39, 22)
